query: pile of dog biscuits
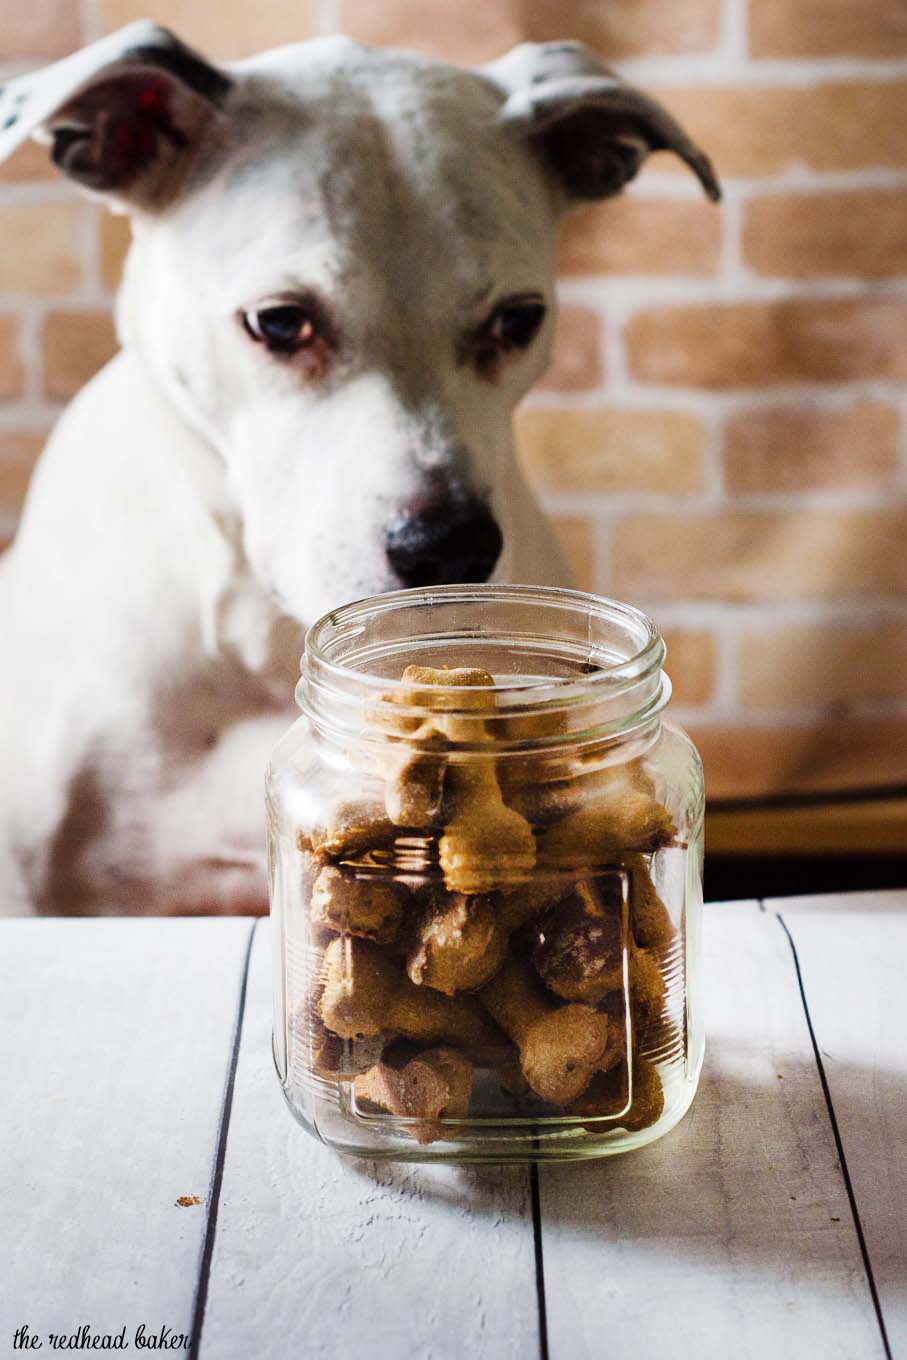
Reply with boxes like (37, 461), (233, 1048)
(297, 665), (678, 1144)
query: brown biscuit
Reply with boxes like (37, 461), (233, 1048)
(624, 852), (676, 949)
(398, 665), (497, 729)
(303, 1014), (387, 1081)
(404, 876), (572, 1000)
(407, 890), (507, 995)
(310, 863), (408, 943)
(531, 879), (627, 1003)
(383, 747), (448, 829)
(375, 665), (498, 744)
(439, 763), (536, 893)
(495, 877), (573, 934)
(374, 665), (498, 826)
(318, 935), (508, 1059)
(300, 794), (397, 860)
(354, 1043), (474, 1144)
(631, 945), (667, 1015)
(398, 665), (495, 690)
(501, 756), (653, 827)
(566, 1055), (664, 1133)
(479, 955), (618, 1105)
(536, 763), (675, 866)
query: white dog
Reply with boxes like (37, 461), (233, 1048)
(0, 23), (718, 916)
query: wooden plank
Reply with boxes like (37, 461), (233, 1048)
(537, 901), (887, 1360)
(778, 887), (907, 916)
(199, 922), (539, 1360)
(0, 918), (253, 1351)
(778, 889), (907, 1356)
(706, 799), (907, 856)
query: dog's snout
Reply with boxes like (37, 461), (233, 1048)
(386, 495), (503, 588)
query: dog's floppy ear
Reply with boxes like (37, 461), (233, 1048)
(0, 20), (232, 211)
(485, 40), (720, 204)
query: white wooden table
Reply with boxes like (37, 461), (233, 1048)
(2, 894), (904, 1359)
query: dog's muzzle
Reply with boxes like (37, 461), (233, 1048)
(385, 493), (503, 588)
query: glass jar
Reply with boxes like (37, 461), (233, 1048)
(267, 585), (704, 1163)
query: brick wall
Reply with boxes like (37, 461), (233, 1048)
(2, 0), (907, 800)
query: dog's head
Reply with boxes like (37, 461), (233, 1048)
(0, 24), (718, 623)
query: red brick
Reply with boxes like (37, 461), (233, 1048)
(0, 430), (44, 517)
(662, 628), (716, 706)
(649, 83), (907, 180)
(613, 509), (907, 601)
(558, 197), (720, 277)
(745, 190), (907, 279)
(340, 0), (722, 64)
(0, 0), (80, 60)
(0, 202), (82, 295)
(552, 516), (596, 592)
(100, 0), (319, 60)
(689, 717), (907, 800)
(0, 140), (56, 183)
(99, 212), (132, 292)
(42, 311), (118, 400)
(538, 306), (603, 393)
(740, 619), (907, 710)
(723, 403), (900, 494)
(515, 408), (706, 494)
(750, 0), (907, 59)
(0, 317), (24, 399)
(626, 298), (907, 389)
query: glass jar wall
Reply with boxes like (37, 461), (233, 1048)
(266, 585), (705, 1163)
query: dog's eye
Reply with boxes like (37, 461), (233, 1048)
(473, 296), (547, 367)
(242, 302), (319, 354)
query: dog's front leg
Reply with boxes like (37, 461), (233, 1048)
(139, 712), (296, 916)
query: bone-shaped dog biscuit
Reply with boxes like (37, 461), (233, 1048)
(516, 761), (674, 854)
(376, 665), (497, 740)
(407, 890), (507, 995)
(631, 945), (666, 1015)
(375, 665), (497, 828)
(383, 748), (448, 828)
(396, 665), (498, 742)
(439, 763), (536, 893)
(623, 852), (676, 950)
(353, 1043), (473, 1143)
(502, 755), (653, 827)
(301, 793), (397, 860)
(495, 877), (573, 933)
(536, 773), (675, 866)
(530, 878), (667, 1033)
(479, 955), (617, 1105)
(532, 879), (626, 1003)
(303, 1013), (387, 1081)
(405, 877), (571, 999)
(318, 935), (505, 1056)
(566, 1054), (664, 1133)
(310, 863), (408, 943)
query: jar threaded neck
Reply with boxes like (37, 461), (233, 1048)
(299, 585), (670, 751)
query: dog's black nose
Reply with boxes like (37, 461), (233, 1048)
(386, 495), (503, 587)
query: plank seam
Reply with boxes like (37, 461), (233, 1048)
(775, 911), (893, 1360)
(709, 782), (907, 813)
(187, 918), (258, 1360)
(530, 1164), (550, 1360)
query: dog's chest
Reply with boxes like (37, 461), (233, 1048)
(41, 661), (298, 916)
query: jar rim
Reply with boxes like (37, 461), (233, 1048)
(301, 584), (671, 750)
(304, 583), (665, 702)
